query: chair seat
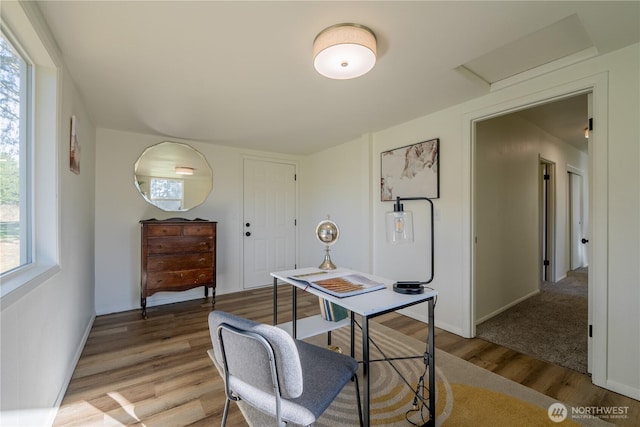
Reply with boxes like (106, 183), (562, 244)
(231, 339), (358, 425)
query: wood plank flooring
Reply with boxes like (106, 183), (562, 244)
(54, 286), (640, 426)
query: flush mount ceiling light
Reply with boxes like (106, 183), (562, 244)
(175, 166), (194, 175)
(313, 23), (377, 80)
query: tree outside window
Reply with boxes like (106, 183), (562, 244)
(0, 33), (28, 275)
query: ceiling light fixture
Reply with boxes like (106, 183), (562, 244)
(313, 23), (377, 80)
(175, 166), (194, 175)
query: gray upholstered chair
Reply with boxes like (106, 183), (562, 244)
(208, 311), (362, 427)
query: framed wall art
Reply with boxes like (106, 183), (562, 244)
(380, 138), (439, 201)
(70, 115), (80, 174)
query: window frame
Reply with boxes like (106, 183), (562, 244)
(1, 2), (60, 305)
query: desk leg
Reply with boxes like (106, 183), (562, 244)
(350, 312), (356, 358)
(363, 315), (370, 426)
(273, 277), (278, 325)
(292, 285), (297, 339)
(428, 297), (435, 426)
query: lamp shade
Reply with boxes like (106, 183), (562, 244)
(313, 23), (377, 79)
(386, 209), (414, 244)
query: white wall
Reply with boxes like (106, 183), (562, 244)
(474, 114), (588, 322)
(94, 129), (300, 315)
(298, 135), (373, 272)
(0, 2), (96, 425)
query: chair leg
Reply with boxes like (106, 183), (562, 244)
(221, 398), (231, 427)
(353, 375), (363, 427)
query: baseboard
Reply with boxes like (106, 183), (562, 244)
(605, 379), (640, 401)
(397, 307), (464, 337)
(50, 312), (96, 426)
(475, 289), (540, 325)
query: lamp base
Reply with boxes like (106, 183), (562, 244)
(319, 248), (336, 270)
(393, 282), (424, 294)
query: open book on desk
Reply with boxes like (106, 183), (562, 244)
(289, 271), (385, 298)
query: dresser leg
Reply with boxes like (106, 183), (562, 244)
(211, 289), (216, 308)
(141, 297), (147, 319)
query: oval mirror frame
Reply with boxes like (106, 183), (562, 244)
(134, 142), (212, 211)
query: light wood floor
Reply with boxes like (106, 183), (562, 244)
(54, 286), (639, 426)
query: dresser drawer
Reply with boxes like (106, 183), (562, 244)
(147, 236), (213, 254)
(147, 269), (214, 291)
(183, 223), (215, 236)
(146, 224), (183, 237)
(147, 253), (213, 272)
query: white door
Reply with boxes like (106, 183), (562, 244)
(243, 159), (296, 288)
(569, 172), (585, 270)
(586, 92), (593, 374)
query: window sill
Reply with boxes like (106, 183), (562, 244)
(1, 264), (61, 310)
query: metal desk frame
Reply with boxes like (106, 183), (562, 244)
(271, 268), (437, 427)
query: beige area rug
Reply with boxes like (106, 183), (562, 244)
(298, 323), (611, 427)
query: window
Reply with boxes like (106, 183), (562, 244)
(150, 178), (184, 211)
(0, 31), (31, 276)
(1, 2), (59, 302)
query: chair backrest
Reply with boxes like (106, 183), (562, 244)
(208, 311), (304, 399)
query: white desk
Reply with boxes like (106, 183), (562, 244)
(271, 267), (437, 427)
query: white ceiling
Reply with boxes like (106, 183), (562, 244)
(35, 1), (639, 155)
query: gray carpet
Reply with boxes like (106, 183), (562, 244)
(476, 272), (588, 373)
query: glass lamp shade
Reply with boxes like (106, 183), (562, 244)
(386, 210), (414, 244)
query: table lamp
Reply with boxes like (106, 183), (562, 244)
(386, 197), (435, 294)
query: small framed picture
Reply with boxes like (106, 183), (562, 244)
(70, 115), (80, 174)
(381, 138), (439, 201)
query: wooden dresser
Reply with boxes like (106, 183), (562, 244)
(140, 218), (217, 318)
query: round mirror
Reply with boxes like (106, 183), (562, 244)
(134, 142), (212, 211)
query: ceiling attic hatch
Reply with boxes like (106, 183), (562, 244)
(460, 14), (595, 85)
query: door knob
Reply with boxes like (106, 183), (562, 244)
(245, 232), (251, 237)
(246, 222), (251, 227)
(581, 238), (589, 244)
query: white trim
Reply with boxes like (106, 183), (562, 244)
(476, 289), (540, 325)
(462, 73), (609, 386)
(52, 314), (96, 417)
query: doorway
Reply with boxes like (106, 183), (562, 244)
(243, 158), (297, 289)
(473, 93), (591, 373)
